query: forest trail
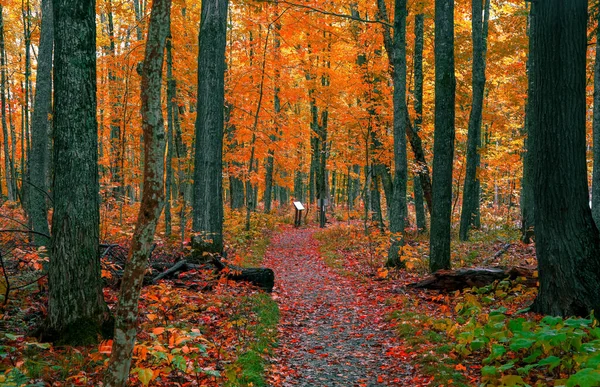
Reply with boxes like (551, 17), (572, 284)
(265, 226), (412, 387)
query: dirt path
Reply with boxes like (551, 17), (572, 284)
(265, 226), (413, 387)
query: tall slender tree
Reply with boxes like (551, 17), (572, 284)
(459, 0), (490, 241)
(413, 12), (427, 233)
(44, 0), (110, 345)
(0, 5), (15, 201)
(530, 0), (600, 316)
(429, 0), (456, 272)
(29, 0), (53, 246)
(192, 0), (229, 255)
(521, 4), (535, 243)
(104, 0), (171, 384)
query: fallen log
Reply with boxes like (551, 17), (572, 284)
(408, 266), (537, 292)
(211, 255), (274, 292)
(149, 256), (274, 292)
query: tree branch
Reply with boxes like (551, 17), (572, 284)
(255, 0), (393, 28)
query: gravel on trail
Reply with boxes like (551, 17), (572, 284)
(265, 227), (414, 387)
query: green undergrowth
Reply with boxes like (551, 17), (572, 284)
(387, 308), (471, 386)
(224, 211), (280, 386)
(390, 278), (600, 387)
(450, 296), (600, 387)
(224, 293), (279, 387)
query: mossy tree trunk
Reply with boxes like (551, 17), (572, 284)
(45, 0), (110, 345)
(104, 0), (170, 385)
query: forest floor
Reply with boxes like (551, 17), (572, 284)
(3, 209), (600, 386)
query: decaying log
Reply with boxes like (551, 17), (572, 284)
(101, 243), (275, 292)
(408, 266), (537, 292)
(211, 255), (274, 292)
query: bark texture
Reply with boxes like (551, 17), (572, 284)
(459, 0), (490, 241)
(521, 6), (535, 244)
(413, 12), (427, 233)
(429, 0), (456, 272)
(29, 0), (53, 246)
(530, 0), (600, 316)
(45, 0), (110, 345)
(0, 5), (15, 201)
(192, 0), (229, 253)
(593, 5), (600, 226)
(104, 0), (170, 385)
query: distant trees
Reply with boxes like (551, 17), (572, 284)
(192, 0), (229, 255)
(529, 0), (600, 316)
(44, 0), (110, 345)
(429, 0), (456, 272)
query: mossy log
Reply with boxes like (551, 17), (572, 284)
(408, 266), (537, 292)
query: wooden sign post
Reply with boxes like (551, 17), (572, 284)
(293, 201), (305, 227)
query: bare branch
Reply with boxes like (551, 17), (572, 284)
(254, 0), (393, 28)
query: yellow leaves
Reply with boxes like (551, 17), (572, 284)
(134, 367), (155, 386)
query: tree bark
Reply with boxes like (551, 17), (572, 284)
(29, 0), (53, 247)
(459, 0), (490, 241)
(0, 6), (14, 202)
(22, 1), (32, 215)
(592, 5), (600, 227)
(192, 0), (229, 254)
(0, 5), (9, 201)
(413, 12), (427, 234)
(429, 0), (456, 272)
(44, 0), (111, 345)
(521, 6), (535, 244)
(530, 0), (600, 317)
(104, 0), (170, 385)
(165, 34), (175, 236)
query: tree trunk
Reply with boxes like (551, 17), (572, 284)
(264, 15), (280, 213)
(530, 0), (600, 317)
(459, 0), (490, 241)
(0, 6), (14, 201)
(414, 175), (426, 233)
(429, 0), (456, 272)
(165, 34), (175, 236)
(413, 12), (427, 234)
(192, 0), (229, 254)
(592, 4), (600, 227)
(44, 0), (110, 345)
(29, 0), (53, 246)
(521, 5), (535, 244)
(22, 1), (32, 216)
(104, 1), (170, 384)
